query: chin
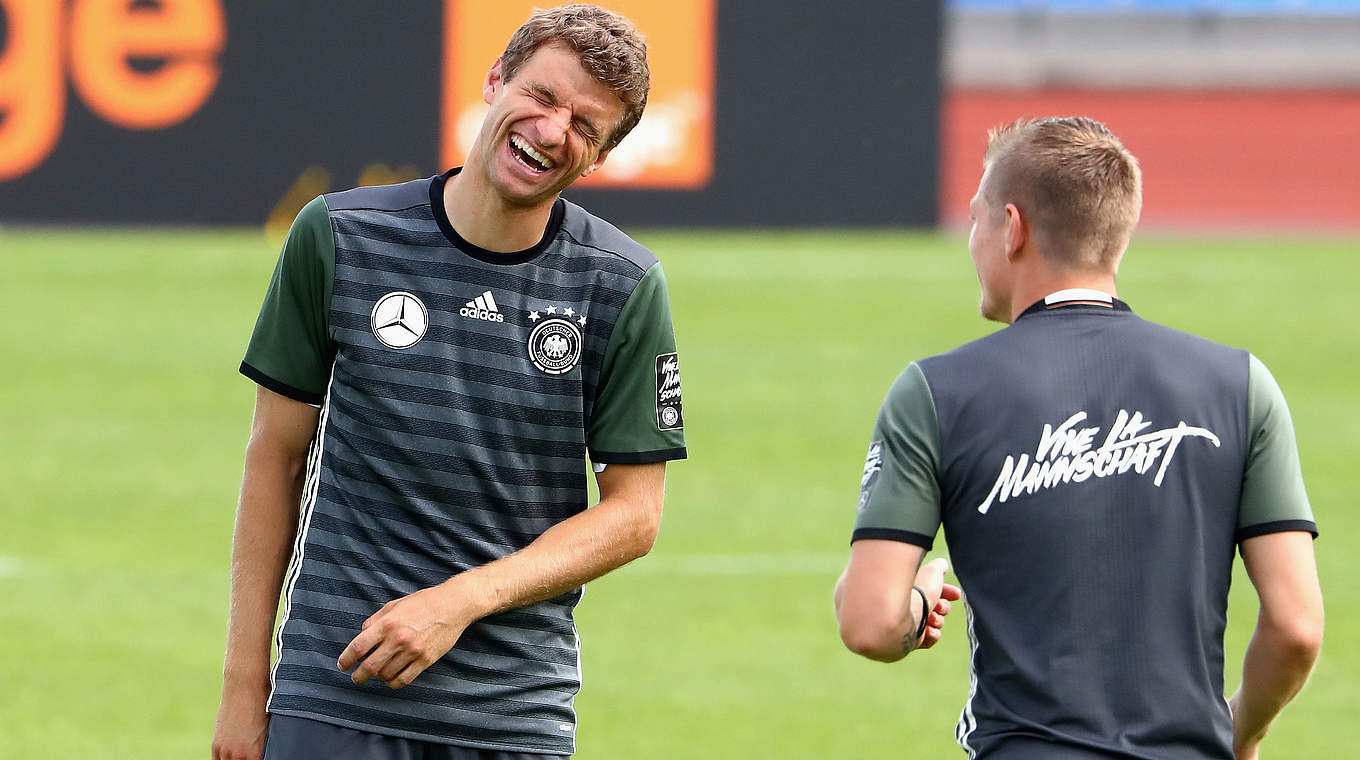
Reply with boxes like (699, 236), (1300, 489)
(979, 297), (1007, 324)
(490, 175), (554, 207)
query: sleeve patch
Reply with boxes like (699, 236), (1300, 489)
(655, 352), (683, 430)
(858, 440), (884, 511)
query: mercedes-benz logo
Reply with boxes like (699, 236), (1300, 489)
(370, 291), (428, 349)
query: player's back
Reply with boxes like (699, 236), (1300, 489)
(918, 302), (1247, 760)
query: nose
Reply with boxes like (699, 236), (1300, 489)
(538, 107), (571, 147)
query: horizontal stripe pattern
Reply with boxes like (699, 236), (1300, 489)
(332, 247), (639, 312)
(273, 185), (648, 752)
(332, 361), (586, 430)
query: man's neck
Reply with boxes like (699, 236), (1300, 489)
(1008, 273), (1118, 323)
(443, 168), (557, 253)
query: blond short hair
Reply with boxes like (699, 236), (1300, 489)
(500, 4), (650, 152)
(983, 117), (1142, 271)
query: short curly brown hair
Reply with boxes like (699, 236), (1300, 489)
(499, 4), (650, 152)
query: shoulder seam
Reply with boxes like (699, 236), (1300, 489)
(329, 202), (429, 215)
(559, 228), (650, 275)
(320, 197), (338, 353)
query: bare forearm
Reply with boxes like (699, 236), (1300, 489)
(836, 545), (958, 663)
(221, 445), (307, 686)
(452, 493), (660, 619)
(836, 574), (919, 662)
(1231, 621), (1322, 753)
(1232, 531), (1324, 757)
(335, 462), (665, 690)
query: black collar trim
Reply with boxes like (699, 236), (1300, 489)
(428, 168), (565, 266)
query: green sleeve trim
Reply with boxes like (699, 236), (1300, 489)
(1238, 354), (1314, 536)
(853, 363), (943, 542)
(241, 196), (337, 399)
(586, 263), (687, 458)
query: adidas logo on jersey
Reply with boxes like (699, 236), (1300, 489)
(460, 291), (505, 323)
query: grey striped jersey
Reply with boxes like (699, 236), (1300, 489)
(240, 170), (686, 754)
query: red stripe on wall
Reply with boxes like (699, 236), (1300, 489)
(942, 89), (1360, 229)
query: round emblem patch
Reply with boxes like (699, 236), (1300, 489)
(661, 406), (680, 428)
(527, 317), (583, 375)
(370, 291), (428, 349)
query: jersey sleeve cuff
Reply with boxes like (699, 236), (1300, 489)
(589, 447), (687, 465)
(1236, 519), (1318, 543)
(240, 361), (325, 406)
(851, 528), (935, 550)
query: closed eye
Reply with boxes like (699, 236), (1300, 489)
(573, 121), (600, 142)
(528, 84), (558, 107)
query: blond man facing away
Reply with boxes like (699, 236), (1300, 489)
(835, 117), (1322, 760)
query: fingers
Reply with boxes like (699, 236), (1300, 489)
(916, 557), (950, 598)
(914, 576), (963, 653)
(350, 634), (418, 685)
(915, 609), (951, 651)
(337, 626), (382, 672)
(377, 647), (420, 685)
(211, 739), (264, 760)
(387, 657), (432, 690)
(339, 618), (430, 688)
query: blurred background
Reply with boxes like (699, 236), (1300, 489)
(2, 1), (1357, 757)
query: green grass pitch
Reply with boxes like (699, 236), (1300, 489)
(0, 226), (1355, 757)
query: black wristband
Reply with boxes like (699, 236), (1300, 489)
(912, 585), (930, 641)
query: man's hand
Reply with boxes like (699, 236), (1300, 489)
(836, 541), (963, 661)
(337, 582), (480, 689)
(337, 462), (666, 690)
(914, 557), (964, 651)
(211, 679), (270, 760)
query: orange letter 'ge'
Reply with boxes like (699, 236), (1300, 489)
(0, 0), (225, 182)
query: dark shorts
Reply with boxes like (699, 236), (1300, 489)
(264, 714), (565, 760)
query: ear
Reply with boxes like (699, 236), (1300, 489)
(580, 147), (613, 179)
(483, 58), (505, 105)
(1002, 203), (1029, 262)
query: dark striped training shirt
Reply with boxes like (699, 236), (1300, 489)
(240, 170), (686, 754)
(853, 294), (1315, 760)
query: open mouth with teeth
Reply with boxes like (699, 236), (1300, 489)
(509, 134), (555, 173)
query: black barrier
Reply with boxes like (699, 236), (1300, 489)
(0, 1), (938, 226)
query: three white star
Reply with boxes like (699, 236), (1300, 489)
(529, 304), (584, 325)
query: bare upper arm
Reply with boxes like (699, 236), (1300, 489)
(838, 539), (926, 611)
(249, 385), (321, 459)
(1240, 531), (1323, 636)
(594, 462), (666, 515)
